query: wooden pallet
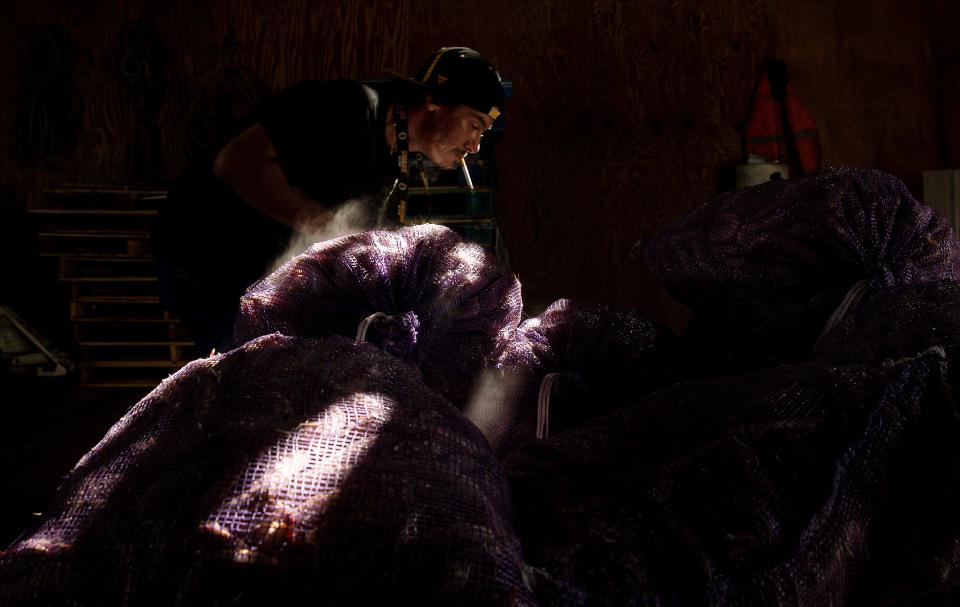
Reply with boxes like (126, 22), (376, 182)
(30, 185), (197, 389)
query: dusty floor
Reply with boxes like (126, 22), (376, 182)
(0, 374), (146, 548)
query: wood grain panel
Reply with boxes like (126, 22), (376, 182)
(486, 0), (766, 327)
(1, 0), (953, 335)
(931, 0), (960, 168)
(768, 0), (941, 196)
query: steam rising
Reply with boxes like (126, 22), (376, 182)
(258, 197), (525, 453)
(464, 368), (522, 452)
(264, 198), (378, 277)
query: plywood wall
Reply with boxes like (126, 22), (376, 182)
(767, 0), (944, 196)
(0, 0), (952, 334)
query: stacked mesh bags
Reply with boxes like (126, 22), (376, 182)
(640, 166), (960, 374)
(812, 279), (960, 379)
(234, 224), (522, 405)
(470, 299), (687, 458)
(0, 226), (535, 605)
(496, 166), (960, 604)
(7, 167), (960, 606)
(504, 348), (954, 606)
(810, 280), (960, 603)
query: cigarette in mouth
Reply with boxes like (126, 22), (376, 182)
(460, 157), (475, 192)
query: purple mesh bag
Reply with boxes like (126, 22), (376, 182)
(0, 334), (534, 606)
(641, 167), (960, 364)
(505, 348), (952, 605)
(469, 298), (685, 457)
(813, 280), (960, 381)
(233, 224), (522, 405)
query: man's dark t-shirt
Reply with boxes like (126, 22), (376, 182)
(154, 79), (398, 288)
(152, 79), (398, 351)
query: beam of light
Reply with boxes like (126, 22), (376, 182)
(201, 390), (390, 563)
(452, 241), (486, 268)
(523, 317), (542, 331)
(430, 240), (488, 292)
(10, 358), (224, 556)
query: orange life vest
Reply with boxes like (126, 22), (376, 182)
(745, 60), (822, 175)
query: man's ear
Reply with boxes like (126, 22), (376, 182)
(424, 93), (441, 112)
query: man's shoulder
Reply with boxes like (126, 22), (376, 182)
(267, 80), (385, 129)
(276, 79), (381, 106)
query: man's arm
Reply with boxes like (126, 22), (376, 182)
(213, 123), (333, 234)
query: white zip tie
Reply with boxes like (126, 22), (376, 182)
(536, 373), (561, 440)
(356, 312), (389, 344)
(815, 279), (869, 348)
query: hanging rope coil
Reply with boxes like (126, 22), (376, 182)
(120, 21), (165, 180)
(120, 21), (165, 119)
(15, 25), (82, 168)
(183, 31), (269, 161)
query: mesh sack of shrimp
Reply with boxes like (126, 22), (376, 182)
(234, 224), (522, 405)
(505, 348), (951, 605)
(468, 298), (686, 457)
(0, 334), (534, 606)
(640, 166), (960, 370)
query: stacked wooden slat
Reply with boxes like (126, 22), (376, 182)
(30, 184), (197, 388)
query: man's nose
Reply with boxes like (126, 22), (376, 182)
(465, 136), (481, 154)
